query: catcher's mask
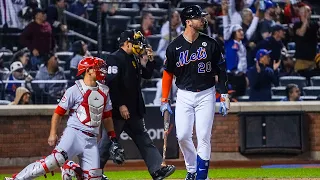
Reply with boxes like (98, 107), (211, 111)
(77, 57), (107, 81)
(118, 29), (147, 55)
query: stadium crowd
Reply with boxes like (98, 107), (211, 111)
(0, 0), (320, 105)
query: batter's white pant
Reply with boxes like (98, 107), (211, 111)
(57, 126), (100, 171)
(175, 87), (216, 173)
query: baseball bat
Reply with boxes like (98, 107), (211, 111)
(161, 110), (170, 166)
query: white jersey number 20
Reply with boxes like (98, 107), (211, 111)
(198, 61), (212, 73)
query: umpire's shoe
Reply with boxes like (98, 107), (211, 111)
(102, 174), (109, 180)
(185, 172), (196, 180)
(151, 165), (176, 180)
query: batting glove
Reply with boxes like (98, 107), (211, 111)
(109, 138), (125, 165)
(219, 94), (230, 116)
(160, 102), (173, 116)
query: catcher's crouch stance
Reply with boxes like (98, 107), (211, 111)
(5, 57), (125, 180)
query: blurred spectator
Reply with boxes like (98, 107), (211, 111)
(274, 3), (284, 24)
(293, 5), (320, 76)
(0, 0), (25, 29)
(47, 0), (68, 51)
(11, 48), (31, 71)
(156, 10), (182, 61)
(281, 83), (302, 101)
(227, 0), (245, 25)
(9, 87), (32, 105)
(248, 49), (281, 101)
(0, 53), (10, 80)
(35, 53), (66, 102)
(153, 77), (177, 106)
(68, 0), (88, 35)
(222, 0), (258, 97)
(257, 0), (276, 40)
(20, 8), (55, 71)
(253, 24), (286, 69)
(5, 61), (32, 101)
(299, 53), (320, 79)
(204, 4), (219, 36)
(18, 0), (40, 28)
(138, 12), (157, 37)
(241, 5), (260, 68)
(215, 27), (225, 52)
(279, 53), (299, 77)
(68, 0), (87, 17)
(284, 0), (305, 24)
(89, 1), (116, 50)
(70, 40), (88, 79)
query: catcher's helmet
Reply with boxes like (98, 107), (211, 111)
(180, 5), (208, 26)
(77, 57), (107, 81)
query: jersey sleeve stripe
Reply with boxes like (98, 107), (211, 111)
(54, 106), (67, 116)
(103, 110), (112, 119)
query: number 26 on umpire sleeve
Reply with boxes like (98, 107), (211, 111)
(198, 62), (212, 73)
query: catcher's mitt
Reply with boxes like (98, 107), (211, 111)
(109, 138), (125, 165)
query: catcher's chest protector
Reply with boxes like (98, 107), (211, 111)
(75, 80), (108, 127)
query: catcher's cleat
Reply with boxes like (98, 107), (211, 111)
(151, 165), (176, 180)
(185, 172), (196, 180)
(4, 177), (13, 180)
(101, 174), (109, 180)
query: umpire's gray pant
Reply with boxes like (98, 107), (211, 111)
(98, 117), (163, 174)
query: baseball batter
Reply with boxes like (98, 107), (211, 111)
(5, 57), (125, 180)
(160, 5), (230, 180)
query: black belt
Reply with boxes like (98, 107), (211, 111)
(73, 128), (96, 137)
(183, 85), (214, 92)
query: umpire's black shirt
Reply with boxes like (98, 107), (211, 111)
(105, 48), (156, 120)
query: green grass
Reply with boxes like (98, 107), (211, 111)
(2, 168), (320, 179)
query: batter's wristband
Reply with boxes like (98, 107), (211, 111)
(108, 131), (116, 138)
(161, 98), (169, 103)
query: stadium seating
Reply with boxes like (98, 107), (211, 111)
(106, 15), (132, 35)
(55, 51), (74, 70)
(178, 0), (208, 9)
(146, 34), (162, 51)
(287, 42), (296, 50)
(0, 51), (13, 68)
(271, 95), (286, 101)
(133, 16), (163, 26)
(279, 76), (307, 90)
(271, 86), (286, 96)
(90, 51), (110, 60)
(300, 96), (318, 101)
(115, 8), (140, 18)
(143, 8), (168, 17)
(302, 86), (320, 96)
(0, 100), (10, 105)
(127, 24), (141, 30)
(310, 76), (320, 86)
(141, 87), (157, 105)
(237, 95), (249, 102)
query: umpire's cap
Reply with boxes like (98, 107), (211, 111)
(181, 5), (208, 26)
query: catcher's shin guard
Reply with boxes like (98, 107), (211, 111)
(61, 160), (83, 180)
(83, 169), (102, 180)
(14, 148), (68, 180)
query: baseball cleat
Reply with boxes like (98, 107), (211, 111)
(102, 174), (109, 180)
(151, 165), (176, 180)
(185, 172), (196, 180)
(4, 177), (13, 180)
